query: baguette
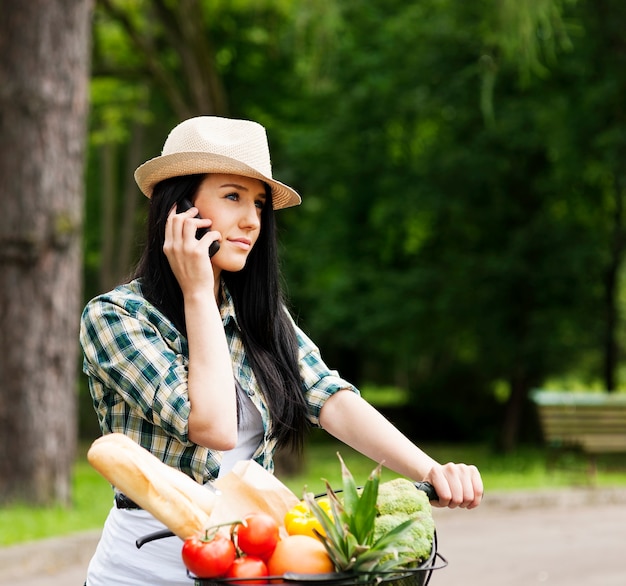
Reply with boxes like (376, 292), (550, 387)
(87, 433), (218, 540)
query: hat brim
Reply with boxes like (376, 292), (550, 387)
(134, 151), (301, 210)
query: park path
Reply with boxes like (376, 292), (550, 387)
(432, 493), (626, 586)
(1, 487), (625, 586)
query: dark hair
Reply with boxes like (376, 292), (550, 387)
(132, 174), (310, 451)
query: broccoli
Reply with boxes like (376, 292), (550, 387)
(373, 478), (435, 565)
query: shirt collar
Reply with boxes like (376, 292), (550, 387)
(219, 280), (240, 330)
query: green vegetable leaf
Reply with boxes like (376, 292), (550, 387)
(338, 453), (360, 518)
(353, 469), (380, 543)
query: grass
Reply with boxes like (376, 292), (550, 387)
(1, 436), (625, 547)
(279, 434), (626, 495)
(0, 458), (114, 547)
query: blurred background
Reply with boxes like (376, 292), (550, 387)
(2, 0), (626, 515)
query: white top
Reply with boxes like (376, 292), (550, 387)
(218, 382), (264, 477)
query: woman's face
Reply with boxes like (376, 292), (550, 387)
(193, 173), (267, 273)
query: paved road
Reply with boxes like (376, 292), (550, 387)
(432, 500), (626, 585)
(2, 487), (625, 586)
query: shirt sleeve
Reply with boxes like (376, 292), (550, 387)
(292, 319), (360, 425)
(80, 293), (193, 444)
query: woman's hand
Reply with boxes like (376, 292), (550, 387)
(163, 204), (220, 297)
(424, 462), (483, 509)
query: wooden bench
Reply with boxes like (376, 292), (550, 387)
(531, 390), (626, 477)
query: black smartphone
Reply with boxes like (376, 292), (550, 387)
(176, 198), (220, 257)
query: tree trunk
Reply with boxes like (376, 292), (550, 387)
(499, 369), (529, 453)
(99, 141), (117, 290)
(599, 4), (626, 392)
(0, 0), (93, 505)
(602, 219), (621, 392)
(98, 122), (146, 292)
(118, 122), (145, 279)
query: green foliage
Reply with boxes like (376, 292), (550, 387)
(359, 385), (409, 407)
(276, 0), (626, 447)
(484, 0), (578, 82)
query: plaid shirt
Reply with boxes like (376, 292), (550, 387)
(80, 279), (357, 483)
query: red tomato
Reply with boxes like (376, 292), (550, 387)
(236, 513), (280, 560)
(226, 556), (269, 584)
(181, 532), (237, 578)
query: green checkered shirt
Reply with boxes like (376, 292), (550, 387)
(80, 279), (357, 483)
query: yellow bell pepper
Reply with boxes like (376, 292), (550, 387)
(284, 499), (331, 538)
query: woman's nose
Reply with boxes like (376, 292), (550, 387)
(240, 202), (261, 229)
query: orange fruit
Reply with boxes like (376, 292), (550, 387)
(267, 535), (334, 577)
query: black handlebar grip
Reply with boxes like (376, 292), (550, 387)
(414, 481), (439, 501)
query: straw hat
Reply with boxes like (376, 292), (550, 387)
(134, 116), (301, 210)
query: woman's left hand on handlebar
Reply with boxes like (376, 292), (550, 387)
(425, 462), (483, 509)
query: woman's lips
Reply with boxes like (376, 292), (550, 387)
(228, 237), (252, 251)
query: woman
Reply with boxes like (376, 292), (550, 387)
(80, 116), (483, 586)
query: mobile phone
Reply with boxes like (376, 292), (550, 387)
(176, 198), (220, 257)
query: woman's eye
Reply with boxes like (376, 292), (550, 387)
(255, 199), (266, 210)
(226, 192), (239, 201)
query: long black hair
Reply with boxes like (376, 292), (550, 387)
(133, 174), (310, 451)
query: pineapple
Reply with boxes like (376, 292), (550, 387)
(303, 454), (428, 575)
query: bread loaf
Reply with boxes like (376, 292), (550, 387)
(87, 433), (218, 539)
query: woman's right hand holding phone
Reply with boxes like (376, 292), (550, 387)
(164, 204), (219, 298)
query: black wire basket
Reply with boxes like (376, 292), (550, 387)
(189, 531), (447, 586)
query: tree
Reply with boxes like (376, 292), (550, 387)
(278, 0), (607, 450)
(0, 0), (94, 504)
